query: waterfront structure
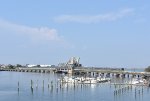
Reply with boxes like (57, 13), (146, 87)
(56, 57), (82, 74)
(1, 66), (150, 79)
(1, 57), (150, 79)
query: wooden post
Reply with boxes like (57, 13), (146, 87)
(31, 80), (33, 94)
(31, 80), (33, 88)
(51, 81), (53, 91)
(43, 80), (44, 92)
(18, 81), (19, 93)
(43, 80), (44, 88)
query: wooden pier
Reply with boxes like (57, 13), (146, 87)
(1, 67), (150, 78)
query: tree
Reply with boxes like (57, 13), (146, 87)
(16, 64), (22, 67)
(37, 65), (41, 67)
(144, 66), (150, 72)
(8, 64), (15, 69)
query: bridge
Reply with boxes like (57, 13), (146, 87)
(74, 68), (150, 78)
(1, 67), (150, 78)
(0, 67), (56, 73)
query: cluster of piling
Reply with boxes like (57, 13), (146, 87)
(113, 83), (145, 100)
(17, 79), (61, 94)
(17, 78), (110, 95)
(16, 76), (149, 101)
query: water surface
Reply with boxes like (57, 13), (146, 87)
(0, 71), (150, 101)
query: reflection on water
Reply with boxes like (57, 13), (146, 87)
(0, 71), (150, 101)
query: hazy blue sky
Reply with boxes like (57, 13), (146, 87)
(0, 0), (150, 68)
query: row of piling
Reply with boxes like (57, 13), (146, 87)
(113, 83), (145, 100)
(17, 79), (109, 94)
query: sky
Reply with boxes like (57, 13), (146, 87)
(0, 0), (150, 68)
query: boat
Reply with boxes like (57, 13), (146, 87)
(129, 78), (147, 85)
(82, 77), (98, 84)
(59, 76), (111, 84)
(59, 76), (77, 83)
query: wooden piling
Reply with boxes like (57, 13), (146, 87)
(42, 80), (44, 92)
(31, 80), (33, 88)
(43, 80), (44, 88)
(31, 80), (33, 94)
(18, 81), (19, 93)
(51, 81), (53, 91)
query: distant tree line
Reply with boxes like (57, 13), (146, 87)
(145, 66), (150, 72)
(6, 64), (22, 69)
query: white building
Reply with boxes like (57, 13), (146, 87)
(27, 64), (51, 67)
(40, 65), (51, 67)
(27, 64), (37, 67)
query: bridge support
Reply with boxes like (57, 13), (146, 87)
(121, 74), (126, 78)
(116, 74), (120, 78)
(106, 73), (110, 78)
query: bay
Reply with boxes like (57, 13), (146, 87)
(0, 71), (150, 101)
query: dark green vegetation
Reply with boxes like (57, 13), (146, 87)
(145, 66), (150, 72)
(7, 64), (15, 69)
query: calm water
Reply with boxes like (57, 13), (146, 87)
(0, 71), (150, 101)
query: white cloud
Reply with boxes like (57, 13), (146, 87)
(0, 19), (61, 41)
(54, 8), (134, 23)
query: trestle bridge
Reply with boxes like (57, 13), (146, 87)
(1, 67), (150, 78)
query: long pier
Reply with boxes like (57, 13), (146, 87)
(74, 68), (150, 77)
(0, 67), (55, 73)
(1, 67), (150, 78)
(74, 69), (150, 79)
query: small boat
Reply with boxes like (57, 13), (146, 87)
(60, 76), (78, 83)
(130, 79), (140, 84)
(97, 77), (111, 83)
(82, 78), (98, 84)
(129, 78), (147, 85)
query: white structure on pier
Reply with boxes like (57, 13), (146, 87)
(27, 64), (51, 67)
